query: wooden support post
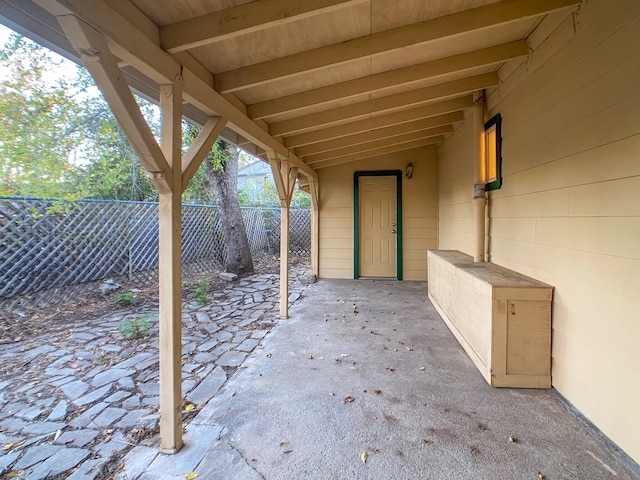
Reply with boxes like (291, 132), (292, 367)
(268, 151), (297, 318)
(309, 178), (319, 277)
(158, 82), (183, 454)
(280, 197), (290, 318)
(56, 12), (227, 456)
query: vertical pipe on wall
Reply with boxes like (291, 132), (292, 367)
(472, 92), (487, 263)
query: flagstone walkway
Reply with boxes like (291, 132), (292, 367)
(0, 265), (312, 479)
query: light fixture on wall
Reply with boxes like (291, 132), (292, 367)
(405, 163), (414, 179)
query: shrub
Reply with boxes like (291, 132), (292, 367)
(115, 291), (138, 308)
(119, 313), (152, 340)
(189, 280), (209, 306)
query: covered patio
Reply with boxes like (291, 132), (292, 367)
(1, 0), (638, 473)
(122, 278), (637, 479)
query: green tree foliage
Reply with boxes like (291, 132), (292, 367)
(238, 178), (311, 208)
(0, 32), (311, 209)
(0, 34), (159, 202)
(0, 34), (86, 198)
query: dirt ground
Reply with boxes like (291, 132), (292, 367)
(0, 254), (293, 347)
(0, 254), (310, 480)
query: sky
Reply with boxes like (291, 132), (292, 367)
(0, 23), (73, 83)
(0, 23), (10, 45)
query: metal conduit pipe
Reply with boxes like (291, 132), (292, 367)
(472, 92), (486, 263)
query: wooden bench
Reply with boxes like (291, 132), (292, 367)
(427, 250), (553, 388)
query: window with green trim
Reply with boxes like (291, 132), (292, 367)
(484, 113), (502, 191)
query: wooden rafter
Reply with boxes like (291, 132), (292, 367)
(284, 109), (466, 149)
(38, 0), (318, 180)
(298, 124), (453, 158)
(56, 14), (172, 193)
(269, 73), (498, 137)
(160, 0), (367, 52)
(313, 139), (441, 169)
(248, 40), (528, 120)
(305, 133), (446, 165)
(214, 0), (580, 93)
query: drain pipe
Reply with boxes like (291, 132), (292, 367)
(472, 92), (486, 263)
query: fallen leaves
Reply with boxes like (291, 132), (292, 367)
(280, 440), (292, 454)
(373, 389), (382, 395)
(422, 438), (433, 445)
(3, 440), (25, 451)
(266, 353), (272, 358)
(361, 451), (368, 463)
(342, 396), (355, 404)
(509, 435), (518, 443)
(185, 473), (199, 480)
(537, 472), (546, 479)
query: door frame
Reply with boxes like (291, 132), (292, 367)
(354, 170), (403, 280)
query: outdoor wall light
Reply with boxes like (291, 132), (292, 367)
(405, 163), (414, 179)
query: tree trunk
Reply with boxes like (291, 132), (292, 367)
(206, 141), (254, 276)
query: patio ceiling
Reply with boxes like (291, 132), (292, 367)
(1, 0), (580, 177)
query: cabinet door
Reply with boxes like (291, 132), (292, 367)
(505, 300), (551, 376)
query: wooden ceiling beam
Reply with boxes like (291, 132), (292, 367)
(270, 73), (496, 136)
(181, 68), (316, 178)
(312, 139), (441, 169)
(36, 0), (318, 179)
(215, 0), (580, 93)
(296, 124), (453, 158)
(249, 40), (528, 120)
(284, 107), (466, 148)
(56, 13), (172, 193)
(160, 0), (366, 53)
(305, 132), (446, 164)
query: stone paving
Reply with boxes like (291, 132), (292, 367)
(0, 266), (312, 479)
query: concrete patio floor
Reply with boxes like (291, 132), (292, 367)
(122, 279), (639, 479)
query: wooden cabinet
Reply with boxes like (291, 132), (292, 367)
(428, 250), (553, 388)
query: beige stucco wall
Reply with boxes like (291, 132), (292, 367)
(318, 146), (438, 281)
(437, 0), (640, 462)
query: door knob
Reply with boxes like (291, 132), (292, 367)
(391, 230), (397, 234)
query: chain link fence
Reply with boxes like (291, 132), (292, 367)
(0, 197), (310, 309)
